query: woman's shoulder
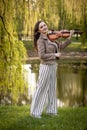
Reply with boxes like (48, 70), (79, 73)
(37, 38), (45, 47)
(37, 37), (44, 43)
(37, 35), (47, 43)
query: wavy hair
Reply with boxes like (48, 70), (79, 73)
(33, 20), (43, 49)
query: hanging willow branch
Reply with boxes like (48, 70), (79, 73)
(0, 16), (11, 37)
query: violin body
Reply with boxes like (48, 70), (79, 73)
(47, 30), (83, 41)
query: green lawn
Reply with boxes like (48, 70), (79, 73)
(0, 106), (87, 130)
(64, 42), (87, 52)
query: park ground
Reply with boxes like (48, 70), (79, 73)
(0, 106), (87, 130)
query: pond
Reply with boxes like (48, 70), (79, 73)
(25, 59), (87, 107)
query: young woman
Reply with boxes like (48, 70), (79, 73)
(30, 20), (74, 118)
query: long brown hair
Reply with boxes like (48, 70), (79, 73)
(33, 20), (43, 49)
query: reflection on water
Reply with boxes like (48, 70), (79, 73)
(25, 59), (87, 107)
(23, 64), (36, 99)
(57, 63), (87, 107)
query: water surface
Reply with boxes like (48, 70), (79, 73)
(26, 59), (87, 107)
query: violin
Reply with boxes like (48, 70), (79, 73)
(47, 30), (83, 41)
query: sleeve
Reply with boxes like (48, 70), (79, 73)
(59, 38), (71, 50)
(37, 39), (56, 61)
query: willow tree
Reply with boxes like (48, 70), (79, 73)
(63, 0), (87, 44)
(81, 0), (87, 44)
(24, 0), (59, 34)
(0, 0), (27, 104)
(22, 0), (87, 44)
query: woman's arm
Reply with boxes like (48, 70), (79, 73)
(58, 30), (74, 50)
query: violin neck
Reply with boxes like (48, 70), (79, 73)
(74, 30), (83, 35)
(62, 30), (83, 35)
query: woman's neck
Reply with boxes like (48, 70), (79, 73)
(40, 33), (48, 39)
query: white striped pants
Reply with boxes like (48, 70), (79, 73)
(30, 63), (57, 116)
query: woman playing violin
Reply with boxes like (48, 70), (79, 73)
(30, 20), (74, 118)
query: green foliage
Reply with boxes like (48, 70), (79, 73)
(63, 0), (87, 43)
(0, 33), (27, 104)
(23, 40), (34, 50)
(0, 0), (27, 104)
(0, 106), (87, 130)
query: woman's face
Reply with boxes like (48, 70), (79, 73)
(39, 22), (48, 34)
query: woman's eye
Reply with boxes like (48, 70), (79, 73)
(40, 24), (46, 29)
(40, 26), (43, 28)
(44, 24), (46, 27)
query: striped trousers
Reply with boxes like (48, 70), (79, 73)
(30, 63), (57, 116)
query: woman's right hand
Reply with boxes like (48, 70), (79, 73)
(55, 52), (61, 58)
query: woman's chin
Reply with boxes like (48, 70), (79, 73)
(44, 30), (48, 34)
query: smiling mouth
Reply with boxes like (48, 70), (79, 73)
(44, 28), (48, 31)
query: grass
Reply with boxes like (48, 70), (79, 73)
(0, 106), (87, 130)
(64, 42), (87, 52)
